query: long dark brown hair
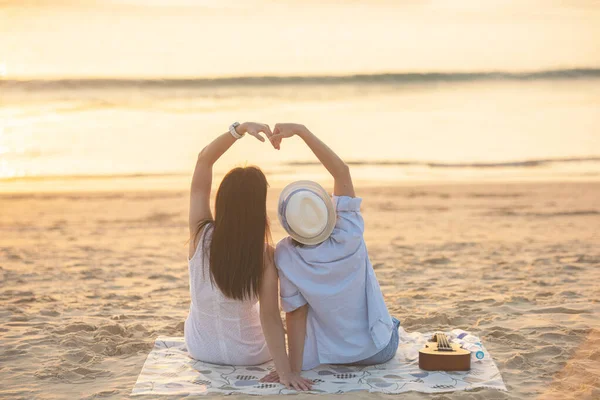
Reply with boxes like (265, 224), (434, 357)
(192, 166), (272, 301)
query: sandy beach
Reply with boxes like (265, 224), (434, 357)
(3, 0), (600, 398)
(1, 181), (598, 399)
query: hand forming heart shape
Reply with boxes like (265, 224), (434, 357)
(237, 122), (308, 151)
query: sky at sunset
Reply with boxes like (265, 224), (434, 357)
(1, 0), (599, 78)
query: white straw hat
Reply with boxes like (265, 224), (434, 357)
(278, 180), (336, 245)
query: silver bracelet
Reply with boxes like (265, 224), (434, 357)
(229, 122), (244, 139)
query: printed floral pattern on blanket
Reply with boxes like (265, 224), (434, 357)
(131, 332), (506, 396)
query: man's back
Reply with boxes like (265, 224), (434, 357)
(275, 195), (393, 370)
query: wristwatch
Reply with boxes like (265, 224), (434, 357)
(229, 122), (244, 139)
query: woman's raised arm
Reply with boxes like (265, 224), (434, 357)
(269, 123), (355, 197)
(189, 122), (272, 251)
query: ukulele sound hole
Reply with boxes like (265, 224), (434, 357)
(437, 348), (455, 352)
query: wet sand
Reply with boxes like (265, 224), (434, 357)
(0, 182), (598, 399)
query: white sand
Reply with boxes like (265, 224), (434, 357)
(0, 182), (599, 399)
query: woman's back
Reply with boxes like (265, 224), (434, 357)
(184, 226), (271, 365)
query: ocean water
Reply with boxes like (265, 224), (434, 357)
(1, 0), (599, 191)
(1, 73), (600, 191)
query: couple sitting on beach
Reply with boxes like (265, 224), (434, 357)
(185, 122), (400, 391)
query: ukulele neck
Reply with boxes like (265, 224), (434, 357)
(435, 333), (455, 352)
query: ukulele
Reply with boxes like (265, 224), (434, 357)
(418, 333), (471, 371)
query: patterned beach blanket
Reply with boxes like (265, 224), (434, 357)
(132, 329), (506, 396)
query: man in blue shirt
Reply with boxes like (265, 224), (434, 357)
(262, 123), (400, 378)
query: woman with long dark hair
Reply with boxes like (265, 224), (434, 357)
(184, 122), (312, 391)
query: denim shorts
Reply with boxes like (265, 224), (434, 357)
(350, 317), (401, 365)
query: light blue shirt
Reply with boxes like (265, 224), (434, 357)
(275, 195), (393, 370)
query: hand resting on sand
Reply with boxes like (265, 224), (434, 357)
(260, 370), (313, 391)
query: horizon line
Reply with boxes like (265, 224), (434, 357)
(2, 67), (600, 84)
(1, 156), (599, 182)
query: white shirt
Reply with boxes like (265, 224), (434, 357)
(184, 225), (271, 365)
(275, 196), (393, 370)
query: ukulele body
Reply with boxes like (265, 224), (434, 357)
(419, 335), (471, 371)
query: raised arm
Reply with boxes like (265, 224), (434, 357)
(259, 250), (312, 391)
(189, 122), (272, 257)
(270, 123), (355, 197)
